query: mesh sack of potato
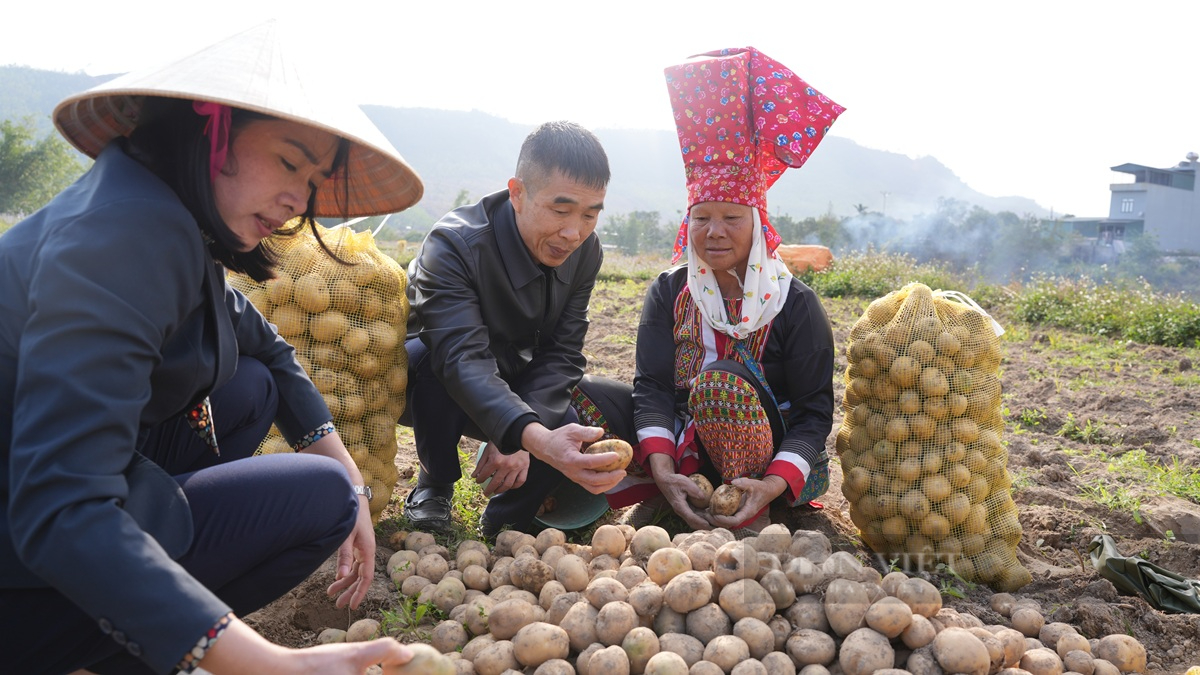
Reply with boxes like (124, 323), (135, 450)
(835, 282), (1030, 591)
(229, 221), (407, 523)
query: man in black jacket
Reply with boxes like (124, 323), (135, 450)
(401, 121), (624, 534)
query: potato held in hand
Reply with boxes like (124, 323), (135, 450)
(687, 473), (715, 509)
(583, 438), (633, 471)
(709, 483), (745, 516)
(385, 643), (455, 675)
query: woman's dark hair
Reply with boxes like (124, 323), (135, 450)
(123, 97), (352, 281)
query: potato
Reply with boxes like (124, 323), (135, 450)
(893, 613), (934, 652)
(688, 474), (715, 509)
(785, 594), (830, 633)
(719, 579), (776, 623)
(1019, 647), (1064, 675)
(786, 628), (836, 667)
(654, 605), (687, 636)
(534, 658), (575, 675)
(546, 591), (582, 626)
(1055, 631), (1089, 658)
(618, 564), (650, 590)
(595, 601), (639, 646)
(838, 627), (895, 675)
(585, 438), (634, 471)
(494, 530), (536, 557)
(590, 644), (632, 675)
(714, 541), (760, 586)
(659, 633), (705, 666)
(623, 626), (660, 674)
(645, 651), (690, 675)
(1063, 649), (1095, 675)
(632, 526), (673, 561)
(432, 619), (469, 654)
(562, 601), (601, 652)
(556, 553), (590, 592)
(761, 652), (795, 675)
(896, 577), (942, 618)
(663, 570), (713, 614)
(932, 627), (990, 675)
(686, 602), (731, 645)
(510, 556), (555, 595)
(586, 575), (629, 608)
(1011, 606), (1046, 638)
(488, 597), (535, 640)
(512, 621), (570, 668)
(710, 484), (745, 516)
(824, 578), (870, 637)
(968, 626), (1007, 674)
(629, 580), (665, 618)
(462, 634), (497, 663)
(784, 556), (825, 594)
(462, 595), (495, 636)
(687, 541), (719, 573)
(474, 640), (519, 675)
(703, 635), (750, 673)
(759, 569), (795, 611)
(346, 618), (379, 642)
(317, 628), (346, 644)
(432, 577), (467, 613)
(647, 547), (693, 586)
(1093, 635), (1146, 673)
(864, 595), (913, 639)
(732, 617), (774, 660)
(593, 524), (629, 558)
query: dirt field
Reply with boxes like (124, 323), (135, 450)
(247, 279), (1200, 671)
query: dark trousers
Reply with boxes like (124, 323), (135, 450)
(1, 357), (357, 675)
(402, 337), (588, 533)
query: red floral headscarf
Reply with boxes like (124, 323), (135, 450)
(665, 47), (845, 263)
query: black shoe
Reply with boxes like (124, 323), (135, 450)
(404, 485), (452, 532)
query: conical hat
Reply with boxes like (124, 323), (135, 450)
(53, 21), (422, 217)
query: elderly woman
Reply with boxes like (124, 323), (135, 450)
(1, 23), (422, 675)
(577, 47), (844, 534)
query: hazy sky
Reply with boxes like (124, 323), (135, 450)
(4, 0), (1197, 217)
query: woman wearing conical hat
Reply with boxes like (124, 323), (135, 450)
(0, 23), (422, 674)
(576, 47), (844, 535)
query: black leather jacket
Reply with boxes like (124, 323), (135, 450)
(407, 190), (602, 452)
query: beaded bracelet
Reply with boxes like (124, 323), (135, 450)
(177, 612), (233, 674)
(293, 421), (336, 451)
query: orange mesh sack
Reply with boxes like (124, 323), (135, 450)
(230, 222), (407, 523)
(836, 282), (1030, 591)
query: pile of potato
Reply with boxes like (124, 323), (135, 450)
(836, 283), (1030, 591)
(229, 223), (408, 522)
(325, 525), (1147, 675)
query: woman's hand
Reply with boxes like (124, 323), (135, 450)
(299, 430), (376, 610)
(646, 454), (710, 530)
(707, 476), (788, 530)
(327, 492), (375, 609)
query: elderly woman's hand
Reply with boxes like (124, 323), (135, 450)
(647, 454), (710, 530)
(707, 475), (788, 530)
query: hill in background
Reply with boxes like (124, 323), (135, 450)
(3, 65), (1048, 227)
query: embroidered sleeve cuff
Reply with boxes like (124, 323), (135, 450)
(293, 420), (335, 451)
(177, 612), (233, 674)
(766, 454), (810, 503)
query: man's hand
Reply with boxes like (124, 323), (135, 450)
(707, 475), (788, 529)
(521, 423), (624, 494)
(471, 442), (530, 496)
(646, 454), (710, 530)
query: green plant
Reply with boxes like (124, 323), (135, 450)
(1016, 408), (1047, 429)
(1057, 413), (1108, 444)
(935, 562), (973, 599)
(380, 595), (442, 639)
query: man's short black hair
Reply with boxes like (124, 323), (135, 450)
(515, 121), (610, 193)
